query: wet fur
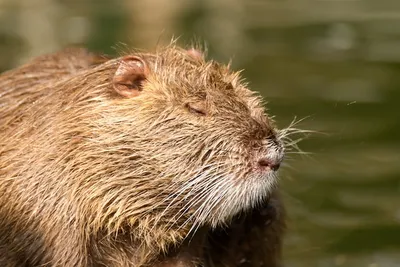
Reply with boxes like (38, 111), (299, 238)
(0, 46), (285, 266)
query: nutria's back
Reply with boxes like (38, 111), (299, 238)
(0, 45), (285, 266)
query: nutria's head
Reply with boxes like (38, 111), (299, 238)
(52, 45), (284, 239)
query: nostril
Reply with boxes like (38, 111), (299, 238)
(258, 158), (270, 167)
(258, 158), (281, 171)
(270, 163), (280, 171)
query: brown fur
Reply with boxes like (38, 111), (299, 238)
(0, 47), (108, 92)
(0, 45), (286, 266)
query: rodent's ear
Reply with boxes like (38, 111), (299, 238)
(187, 48), (204, 61)
(113, 56), (148, 98)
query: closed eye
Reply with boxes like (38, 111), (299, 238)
(185, 101), (207, 116)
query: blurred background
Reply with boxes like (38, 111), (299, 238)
(0, 0), (399, 266)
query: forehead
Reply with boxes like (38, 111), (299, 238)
(147, 47), (240, 96)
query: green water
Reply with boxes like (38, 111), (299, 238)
(0, 1), (399, 266)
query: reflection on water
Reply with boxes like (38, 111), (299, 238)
(1, 0), (399, 266)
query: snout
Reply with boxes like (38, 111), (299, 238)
(255, 138), (284, 172)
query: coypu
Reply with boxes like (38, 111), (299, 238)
(0, 44), (286, 266)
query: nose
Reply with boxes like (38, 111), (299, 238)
(257, 157), (281, 171)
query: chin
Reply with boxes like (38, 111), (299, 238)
(200, 171), (278, 229)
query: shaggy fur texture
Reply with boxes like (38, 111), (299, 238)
(0, 45), (285, 266)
